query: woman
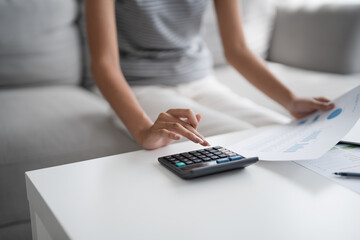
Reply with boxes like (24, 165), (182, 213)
(85, 0), (334, 150)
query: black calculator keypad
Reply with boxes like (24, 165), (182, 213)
(158, 145), (259, 179)
(163, 146), (243, 167)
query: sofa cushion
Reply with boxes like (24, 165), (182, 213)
(0, 86), (140, 228)
(0, 0), (82, 88)
(267, 4), (360, 74)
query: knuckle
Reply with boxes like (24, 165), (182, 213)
(161, 129), (171, 137)
(187, 123), (196, 130)
(183, 124), (191, 130)
(159, 129), (167, 134)
(166, 108), (174, 113)
(159, 112), (167, 118)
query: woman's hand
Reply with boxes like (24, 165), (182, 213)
(137, 109), (210, 150)
(286, 97), (335, 119)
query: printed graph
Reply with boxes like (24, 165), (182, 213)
(327, 108), (342, 120)
(284, 143), (309, 153)
(298, 119), (307, 125)
(284, 130), (322, 153)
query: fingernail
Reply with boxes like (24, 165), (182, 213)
(203, 140), (210, 146)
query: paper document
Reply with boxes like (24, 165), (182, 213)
(295, 144), (360, 195)
(228, 85), (360, 161)
(341, 119), (360, 145)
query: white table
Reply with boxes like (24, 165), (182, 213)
(26, 129), (360, 240)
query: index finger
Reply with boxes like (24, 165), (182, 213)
(166, 108), (199, 129)
(172, 118), (210, 146)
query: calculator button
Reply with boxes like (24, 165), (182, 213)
(219, 154), (227, 158)
(175, 162), (186, 167)
(181, 153), (192, 158)
(211, 156), (220, 160)
(169, 157), (177, 161)
(216, 158), (230, 164)
(202, 157), (211, 161)
(194, 159), (202, 163)
(213, 146), (222, 149)
(206, 153), (214, 157)
(184, 161), (194, 165)
(229, 155), (243, 161)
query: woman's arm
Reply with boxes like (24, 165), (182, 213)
(213, 0), (334, 119)
(85, 0), (209, 149)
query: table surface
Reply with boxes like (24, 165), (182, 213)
(26, 129), (360, 240)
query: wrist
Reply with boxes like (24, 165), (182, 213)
(281, 91), (297, 111)
(132, 118), (153, 145)
(134, 127), (148, 146)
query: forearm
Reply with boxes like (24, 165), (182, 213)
(226, 47), (295, 109)
(91, 62), (152, 142)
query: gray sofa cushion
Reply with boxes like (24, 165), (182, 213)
(0, 0), (82, 88)
(267, 4), (360, 74)
(0, 86), (140, 230)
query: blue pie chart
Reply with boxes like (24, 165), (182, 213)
(327, 108), (342, 120)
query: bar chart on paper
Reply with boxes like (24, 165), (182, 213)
(228, 86), (360, 161)
(284, 130), (322, 153)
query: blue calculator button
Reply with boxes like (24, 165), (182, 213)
(229, 155), (243, 161)
(216, 158), (230, 164)
(175, 162), (186, 167)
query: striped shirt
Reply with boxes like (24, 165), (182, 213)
(115, 0), (213, 86)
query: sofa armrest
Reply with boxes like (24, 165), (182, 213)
(267, 4), (360, 74)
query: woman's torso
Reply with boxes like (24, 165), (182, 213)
(115, 0), (212, 86)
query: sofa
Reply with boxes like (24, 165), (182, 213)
(1, 0), (359, 239)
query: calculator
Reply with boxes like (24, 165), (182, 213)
(158, 146), (258, 179)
